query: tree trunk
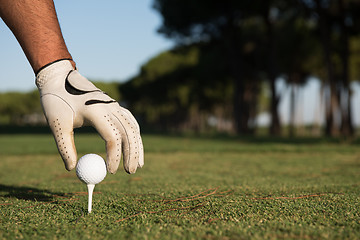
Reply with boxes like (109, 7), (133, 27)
(245, 80), (260, 134)
(269, 79), (281, 136)
(338, 0), (354, 136)
(263, 0), (281, 136)
(224, 13), (247, 135)
(324, 84), (332, 136)
(289, 83), (296, 137)
(233, 68), (244, 134)
(315, 0), (339, 137)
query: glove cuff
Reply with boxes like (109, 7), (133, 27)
(35, 59), (74, 90)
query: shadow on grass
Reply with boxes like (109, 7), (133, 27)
(0, 184), (69, 202)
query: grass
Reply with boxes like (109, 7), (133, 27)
(0, 133), (359, 239)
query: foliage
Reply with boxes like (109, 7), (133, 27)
(0, 90), (42, 125)
(276, 17), (320, 83)
(120, 43), (234, 132)
(350, 36), (360, 81)
(92, 81), (122, 101)
(147, 0), (360, 136)
(0, 134), (359, 239)
(153, 0), (270, 135)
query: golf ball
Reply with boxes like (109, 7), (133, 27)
(76, 154), (107, 185)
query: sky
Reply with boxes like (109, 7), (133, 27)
(1, 1), (359, 126)
(0, 0), (173, 92)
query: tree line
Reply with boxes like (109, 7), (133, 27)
(121, 0), (360, 136)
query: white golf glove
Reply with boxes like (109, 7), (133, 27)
(36, 59), (144, 174)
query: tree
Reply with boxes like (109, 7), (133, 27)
(302, 0), (360, 137)
(0, 90), (42, 125)
(153, 0), (264, 134)
(144, 0), (360, 136)
(120, 43), (233, 132)
(276, 12), (319, 136)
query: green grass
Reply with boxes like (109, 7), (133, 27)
(0, 133), (359, 239)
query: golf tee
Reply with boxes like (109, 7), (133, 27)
(87, 184), (95, 213)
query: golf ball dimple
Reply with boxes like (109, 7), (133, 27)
(76, 154), (107, 185)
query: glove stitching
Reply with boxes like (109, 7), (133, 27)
(42, 93), (76, 117)
(118, 108), (140, 132)
(112, 113), (138, 169)
(105, 114), (121, 160)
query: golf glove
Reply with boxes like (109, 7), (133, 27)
(35, 59), (144, 174)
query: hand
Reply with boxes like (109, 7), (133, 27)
(36, 60), (144, 174)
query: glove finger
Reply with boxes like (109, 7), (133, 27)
(41, 95), (77, 171)
(112, 107), (144, 174)
(86, 108), (122, 174)
(118, 106), (140, 132)
(114, 106), (144, 168)
(118, 107), (144, 168)
(137, 133), (144, 168)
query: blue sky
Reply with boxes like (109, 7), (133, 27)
(0, 0), (172, 92)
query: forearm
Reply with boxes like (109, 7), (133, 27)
(0, 0), (75, 73)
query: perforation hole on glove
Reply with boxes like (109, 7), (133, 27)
(53, 118), (70, 161)
(103, 114), (121, 160)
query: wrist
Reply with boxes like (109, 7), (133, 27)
(35, 58), (76, 76)
(35, 59), (74, 90)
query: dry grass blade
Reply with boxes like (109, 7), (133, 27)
(163, 187), (219, 203)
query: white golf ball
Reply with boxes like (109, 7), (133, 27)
(76, 154), (107, 185)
